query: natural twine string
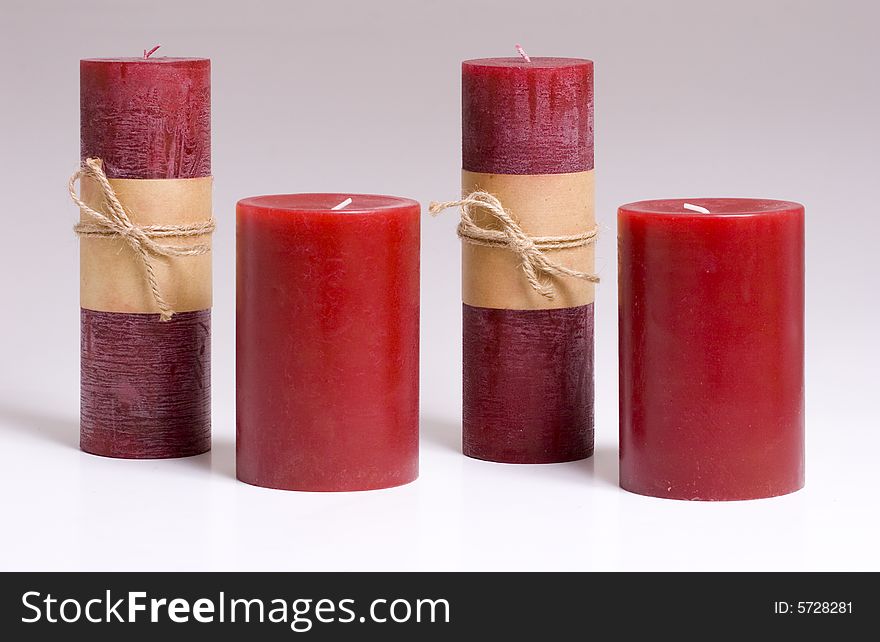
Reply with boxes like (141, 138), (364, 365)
(68, 158), (215, 321)
(429, 191), (599, 299)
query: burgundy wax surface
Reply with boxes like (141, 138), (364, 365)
(463, 304), (594, 463)
(618, 198), (805, 500)
(462, 57), (593, 174)
(460, 56), (595, 463)
(81, 57), (210, 179)
(237, 194), (420, 491)
(81, 310), (211, 458)
(80, 55), (211, 459)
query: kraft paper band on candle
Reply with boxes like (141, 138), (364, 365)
(459, 169), (596, 310)
(77, 174), (213, 315)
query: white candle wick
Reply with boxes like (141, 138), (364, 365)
(144, 45), (161, 59)
(515, 44), (531, 63)
(683, 202), (710, 214)
(331, 197), (353, 211)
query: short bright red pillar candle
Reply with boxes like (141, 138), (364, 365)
(236, 194), (420, 491)
(618, 198), (805, 500)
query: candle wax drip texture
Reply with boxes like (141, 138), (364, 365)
(462, 57), (593, 175)
(81, 58), (210, 180)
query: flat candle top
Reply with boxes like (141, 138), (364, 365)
(463, 57), (592, 70)
(237, 194), (419, 214)
(620, 198), (803, 217)
(82, 57), (209, 64)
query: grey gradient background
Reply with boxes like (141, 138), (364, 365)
(0, 0), (877, 570)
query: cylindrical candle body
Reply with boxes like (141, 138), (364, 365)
(618, 198), (805, 500)
(236, 194), (420, 491)
(79, 57), (211, 458)
(461, 57), (595, 463)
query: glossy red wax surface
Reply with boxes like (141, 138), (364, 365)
(618, 198), (805, 500)
(81, 57), (211, 179)
(237, 194), (420, 491)
(462, 57), (594, 174)
(79, 55), (211, 459)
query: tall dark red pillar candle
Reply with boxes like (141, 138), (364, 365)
(79, 56), (211, 458)
(461, 57), (595, 463)
(618, 198), (805, 500)
(236, 194), (420, 491)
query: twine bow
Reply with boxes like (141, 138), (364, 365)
(69, 158), (215, 321)
(429, 191), (599, 299)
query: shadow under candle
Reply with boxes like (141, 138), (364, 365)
(0, 401), (79, 450)
(182, 435), (236, 480)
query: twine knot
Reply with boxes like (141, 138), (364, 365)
(511, 235), (535, 255)
(429, 191), (599, 299)
(69, 158), (215, 321)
